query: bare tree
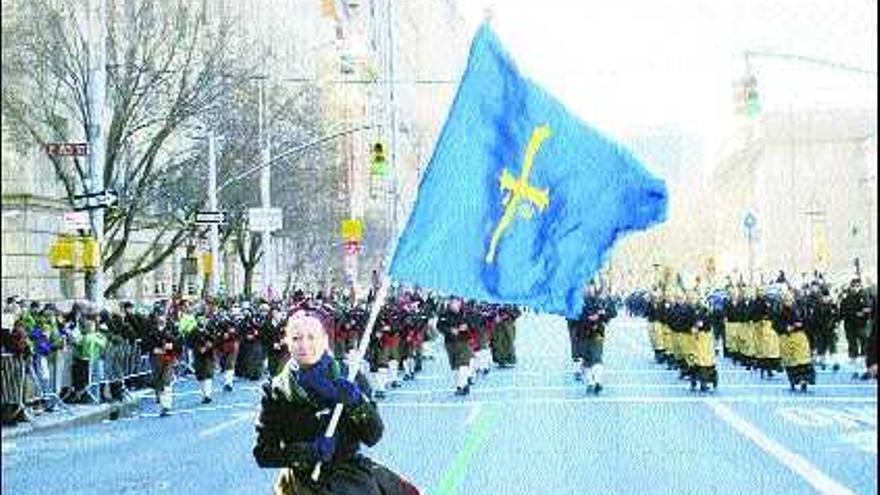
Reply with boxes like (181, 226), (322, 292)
(1, 0), (250, 298)
(214, 74), (343, 297)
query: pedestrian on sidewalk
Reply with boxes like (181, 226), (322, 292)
(71, 309), (108, 404)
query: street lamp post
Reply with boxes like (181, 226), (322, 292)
(744, 212), (757, 285)
(85, 0), (107, 306)
(206, 131), (221, 296)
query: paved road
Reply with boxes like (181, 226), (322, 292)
(2, 313), (876, 495)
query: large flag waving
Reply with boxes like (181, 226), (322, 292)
(389, 24), (668, 318)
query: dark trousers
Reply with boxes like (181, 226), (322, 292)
(844, 320), (867, 359)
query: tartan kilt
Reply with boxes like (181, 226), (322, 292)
(273, 455), (421, 495)
(446, 339), (472, 370)
(693, 331), (715, 367)
(740, 323), (757, 358)
(780, 331), (812, 368)
(726, 322), (742, 354)
(657, 323), (671, 352)
(648, 322), (662, 350)
(754, 320), (781, 359)
(679, 332), (698, 367)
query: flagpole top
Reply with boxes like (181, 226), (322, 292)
(483, 5), (495, 25)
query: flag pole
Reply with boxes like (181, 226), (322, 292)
(312, 4), (452, 478)
(311, 274), (391, 481)
(311, 177), (413, 483)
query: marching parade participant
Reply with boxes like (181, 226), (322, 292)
(666, 288), (696, 389)
(645, 289), (667, 364)
(399, 293), (425, 382)
(724, 286), (748, 368)
(214, 308), (240, 392)
(773, 287), (816, 392)
(839, 278), (872, 379)
(566, 313), (584, 381)
(145, 310), (181, 416)
(471, 302), (493, 378)
(805, 282), (839, 371)
(368, 301), (398, 399)
(189, 315), (217, 406)
(437, 297), (473, 396)
(739, 286), (758, 372)
(490, 304), (520, 368)
(666, 289), (690, 379)
(253, 308), (421, 495)
(236, 302), (267, 381)
(751, 287), (780, 380)
(263, 306), (291, 378)
(688, 290), (717, 392)
(578, 281), (612, 394)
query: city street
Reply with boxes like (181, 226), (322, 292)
(1, 2), (877, 495)
(3, 313), (876, 495)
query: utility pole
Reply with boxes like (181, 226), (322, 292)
(86, 0), (107, 306)
(744, 212), (757, 285)
(207, 131), (220, 296)
(384, 0), (400, 245)
(258, 79), (273, 298)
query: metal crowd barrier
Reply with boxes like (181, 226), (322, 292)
(82, 340), (152, 404)
(30, 354), (73, 414)
(1, 353), (39, 422)
(174, 345), (196, 376)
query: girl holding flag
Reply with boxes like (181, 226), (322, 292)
(253, 308), (419, 495)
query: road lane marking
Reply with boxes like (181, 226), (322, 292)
(841, 430), (878, 454)
(387, 383), (878, 396)
(464, 403), (482, 426)
(707, 399), (857, 495)
(377, 396), (876, 408)
(777, 406), (877, 429)
(198, 411), (254, 438)
(432, 403), (500, 495)
(140, 401), (255, 418)
(413, 369), (856, 380)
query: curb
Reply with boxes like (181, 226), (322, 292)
(2, 392), (148, 441)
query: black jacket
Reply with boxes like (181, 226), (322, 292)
(253, 359), (383, 480)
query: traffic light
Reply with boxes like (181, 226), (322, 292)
(744, 74), (760, 117)
(370, 141), (388, 176)
(48, 235), (75, 269)
(80, 237), (101, 270)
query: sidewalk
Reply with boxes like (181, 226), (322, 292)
(1, 389), (152, 440)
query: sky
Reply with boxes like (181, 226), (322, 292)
(454, 0), (877, 170)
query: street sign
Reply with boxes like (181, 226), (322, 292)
(743, 212), (756, 229)
(72, 189), (118, 212)
(343, 240), (361, 255)
(341, 218), (363, 242)
(63, 211), (91, 231)
(45, 142), (88, 156)
(195, 211), (227, 225)
(248, 207), (283, 232)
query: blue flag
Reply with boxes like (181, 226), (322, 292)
(389, 24), (668, 318)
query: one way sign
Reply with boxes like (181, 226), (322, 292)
(195, 211), (227, 225)
(72, 189), (119, 212)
